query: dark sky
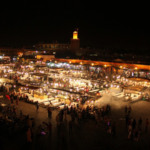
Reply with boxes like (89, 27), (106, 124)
(0, 1), (150, 52)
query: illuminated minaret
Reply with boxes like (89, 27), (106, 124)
(73, 31), (78, 39)
(70, 30), (80, 51)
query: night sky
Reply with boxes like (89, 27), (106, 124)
(0, 1), (150, 53)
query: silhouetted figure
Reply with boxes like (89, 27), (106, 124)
(145, 118), (149, 133)
(125, 106), (128, 114)
(69, 120), (73, 136)
(138, 117), (142, 130)
(36, 102), (39, 111)
(48, 107), (52, 119)
(132, 119), (136, 130)
(112, 122), (116, 137)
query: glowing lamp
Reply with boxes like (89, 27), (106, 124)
(97, 93), (100, 96)
(73, 31), (78, 39)
(135, 67), (138, 70)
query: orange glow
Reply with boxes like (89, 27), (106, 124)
(17, 52), (23, 57)
(53, 58), (150, 71)
(73, 31), (78, 39)
(36, 55), (41, 59)
(97, 93), (100, 96)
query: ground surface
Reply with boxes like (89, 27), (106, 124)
(0, 93), (150, 150)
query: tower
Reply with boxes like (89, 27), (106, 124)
(70, 30), (80, 51)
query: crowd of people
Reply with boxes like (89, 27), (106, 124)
(0, 83), (150, 149)
(125, 106), (149, 141)
(0, 104), (35, 148)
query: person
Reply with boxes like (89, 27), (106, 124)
(138, 117), (142, 130)
(47, 121), (52, 137)
(107, 126), (112, 134)
(13, 106), (16, 115)
(132, 119), (136, 131)
(134, 130), (139, 141)
(10, 97), (14, 105)
(16, 98), (19, 106)
(125, 114), (129, 128)
(69, 120), (73, 136)
(128, 125), (132, 139)
(48, 107), (52, 119)
(26, 128), (32, 144)
(43, 121), (52, 137)
(145, 118), (149, 133)
(36, 102), (39, 111)
(112, 122), (116, 137)
(64, 109), (67, 121)
(128, 106), (132, 115)
(125, 106), (128, 114)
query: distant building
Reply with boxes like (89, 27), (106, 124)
(0, 47), (29, 56)
(35, 30), (80, 54)
(35, 42), (70, 51)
